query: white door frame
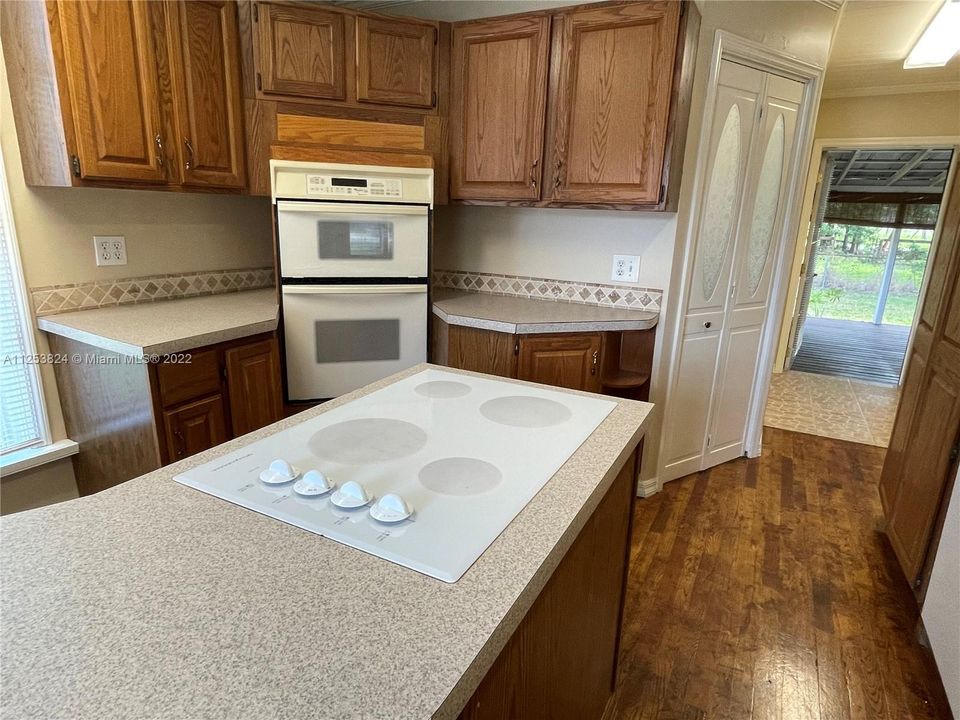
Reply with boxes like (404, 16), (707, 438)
(659, 30), (824, 485)
(776, 136), (960, 385)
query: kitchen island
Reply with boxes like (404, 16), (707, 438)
(1, 364), (652, 719)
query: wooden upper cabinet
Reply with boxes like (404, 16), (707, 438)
(518, 334), (602, 393)
(356, 17), (436, 108)
(255, 3), (346, 101)
(56, 0), (166, 183)
(224, 338), (283, 437)
(450, 16), (551, 201)
(166, 0), (246, 188)
(547, 2), (681, 204)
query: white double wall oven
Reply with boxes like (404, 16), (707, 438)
(272, 161), (433, 401)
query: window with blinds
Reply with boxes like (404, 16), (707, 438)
(0, 153), (46, 456)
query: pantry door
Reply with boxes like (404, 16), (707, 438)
(704, 74), (802, 467)
(662, 61), (803, 480)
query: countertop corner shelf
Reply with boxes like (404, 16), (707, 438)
(600, 369), (651, 390)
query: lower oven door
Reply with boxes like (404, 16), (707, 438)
(281, 284), (428, 401)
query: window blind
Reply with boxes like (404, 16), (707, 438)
(0, 159), (44, 455)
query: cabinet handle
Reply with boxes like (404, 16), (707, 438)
(530, 159), (539, 189)
(591, 349), (598, 375)
(554, 156), (564, 189)
(184, 138), (195, 170)
(174, 429), (185, 458)
(155, 134), (165, 168)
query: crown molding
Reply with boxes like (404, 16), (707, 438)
(821, 81), (960, 99)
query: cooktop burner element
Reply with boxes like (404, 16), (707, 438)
(175, 368), (617, 582)
(480, 395), (574, 428)
(419, 457), (502, 496)
(308, 418), (428, 464)
(414, 380), (472, 398)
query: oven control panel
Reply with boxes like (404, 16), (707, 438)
(306, 174), (403, 199)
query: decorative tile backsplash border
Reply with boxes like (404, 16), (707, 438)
(433, 269), (662, 312)
(31, 267), (275, 317)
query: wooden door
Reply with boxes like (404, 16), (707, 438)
(518, 334), (601, 392)
(225, 338), (283, 437)
(167, 0), (246, 188)
(547, 1), (680, 204)
(255, 3), (346, 101)
(162, 395), (228, 461)
(450, 16), (550, 201)
(880, 168), (960, 590)
(356, 16), (435, 109)
(56, 0), (166, 183)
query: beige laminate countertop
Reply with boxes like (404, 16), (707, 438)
(432, 288), (659, 334)
(0, 364), (652, 720)
(36, 289), (279, 356)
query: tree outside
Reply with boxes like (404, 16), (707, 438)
(811, 223), (933, 326)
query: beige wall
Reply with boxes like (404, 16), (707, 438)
(0, 41), (274, 510)
(773, 89), (960, 372)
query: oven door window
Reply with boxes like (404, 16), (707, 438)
(317, 221), (394, 261)
(314, 319), (400, 363)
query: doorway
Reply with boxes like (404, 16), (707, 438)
(787, 146), (953, 385)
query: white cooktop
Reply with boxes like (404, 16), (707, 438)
(175, 368), (616, 582)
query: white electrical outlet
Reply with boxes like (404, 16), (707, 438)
(94, 236), (127, 266)
(611, 254), (640, 283)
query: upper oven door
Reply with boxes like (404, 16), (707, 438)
(277, 201), (428, 280)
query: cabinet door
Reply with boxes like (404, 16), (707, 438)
(356, 16), (435, 108)
(255, 3), (346, 100)
(225, 338), (284, 437)
(518, 334), (601, 392)
(450, 16), (550, 200)
(163, 395), (228, 462)
(548, 2), (680, 204)
(56, 0), (166, 183)
(167, 0), (246, 188)
(448, 325), (518, 379)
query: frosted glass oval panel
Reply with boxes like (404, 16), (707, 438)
(700, 105), (742, 301)
(746, 114), (785, 295)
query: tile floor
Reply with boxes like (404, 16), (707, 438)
(764, 370), (900, 447)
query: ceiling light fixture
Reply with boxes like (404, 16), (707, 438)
(904, 0), (960, 69)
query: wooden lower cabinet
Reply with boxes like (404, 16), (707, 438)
(434, 318), (654, 399)
(162, 395), (228, 462)
(49, 332), (284, 495)
(518, 333), (601, 392)
(458, 450), (637, 719)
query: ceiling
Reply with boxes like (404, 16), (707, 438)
(827, 147), (953, 194)
(824, 0), (960, 97)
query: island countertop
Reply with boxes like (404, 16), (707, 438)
(432, 288), (659, 334)
(0, 364), (652, 720)
(36, 288), (278, 356)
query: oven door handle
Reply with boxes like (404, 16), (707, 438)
(282, 285), (428, 295)
(276, 201), (428, 216)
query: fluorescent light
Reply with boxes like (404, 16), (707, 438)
(904, 0), (960, 68)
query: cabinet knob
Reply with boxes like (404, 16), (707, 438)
(704, 321), (712, 329)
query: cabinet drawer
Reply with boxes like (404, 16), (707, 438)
(156, 350), (221, 407)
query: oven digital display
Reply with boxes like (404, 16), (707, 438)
(331, 177), (368, 188)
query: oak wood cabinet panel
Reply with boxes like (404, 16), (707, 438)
(167, 0), (247, 188)
(880, 170), (960, 597)
(162, 395), (229, 462)
(224, 338), (284, 437)
(255, 3), (346, 101)
(518, 333), (602, 392)
(356, 16), (435, 108)
(459, 450), (636, 719)
(449, 15), (551, 200)
(448, 325), (518, 378)
(155, 349), (221, 407)
(55, 0), (167, 183)
(546, 1), (681, 204)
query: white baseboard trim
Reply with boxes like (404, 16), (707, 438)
(637, 476), (660, 497)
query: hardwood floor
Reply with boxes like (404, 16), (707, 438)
(606, 427), (952, 720)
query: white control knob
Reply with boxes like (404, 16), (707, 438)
(293, 470), (334, 497)
(259, 459), (300, 485)
(369, 493), (412, 523)
(330, 480), (371, 509)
